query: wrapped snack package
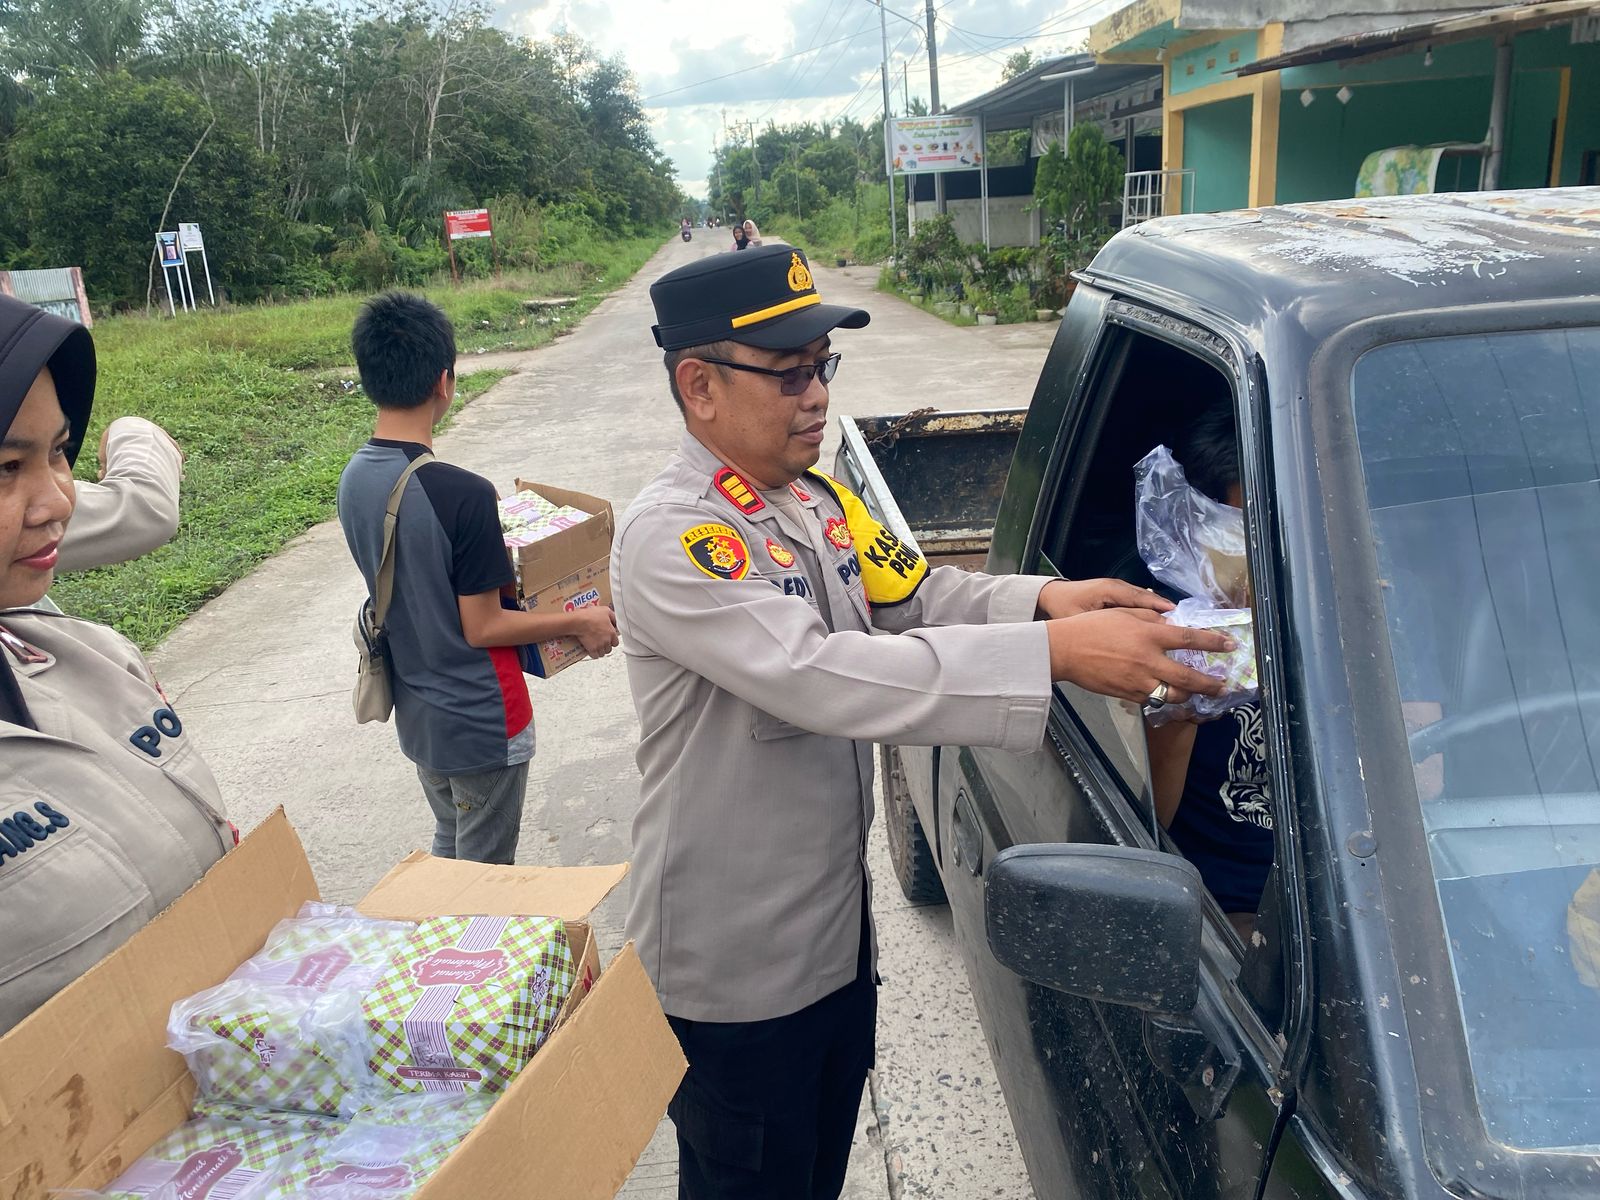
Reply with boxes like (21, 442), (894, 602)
(73, 1110), (328, 1200)
(1151, 601), (1258, 727)
(1134, 445), (1259, 724)
(358, 915), (576, 1098)
(169, 906), (413, 1116)
(499, 490), (590, 550)
(257, 1095), (494, 1198)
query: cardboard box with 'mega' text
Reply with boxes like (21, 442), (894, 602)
(0, 810), (685, 1200)
(509, 479), (614, 678)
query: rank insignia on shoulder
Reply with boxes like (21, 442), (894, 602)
(766, 539), (796, 568)
(714, 468), (765, 516)
(682, 523), (752, 581)
(824, 517), (853, 551)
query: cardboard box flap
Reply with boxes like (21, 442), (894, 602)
(413, 943), (686, 1200)
(357, 855), (629, 923)
(510, 479), (614, 589)
(0, 809), (318, 1197)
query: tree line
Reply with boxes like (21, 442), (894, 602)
(0, 0), (688, 309)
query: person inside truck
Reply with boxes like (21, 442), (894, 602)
(1144, 404), (1275, 941)
(0, 294), (236, 1036)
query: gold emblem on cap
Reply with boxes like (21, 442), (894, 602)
(787, 252), (814, 294)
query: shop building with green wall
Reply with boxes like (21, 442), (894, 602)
(1089, 0), (1600, 212)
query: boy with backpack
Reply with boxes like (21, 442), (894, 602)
(338, 291), (617, 864)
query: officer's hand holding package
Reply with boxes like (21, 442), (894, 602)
(616, 246), (1233, 1200)
(0, 296), (232, 1036)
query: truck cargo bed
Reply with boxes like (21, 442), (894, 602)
(833, 408), (1027, 565)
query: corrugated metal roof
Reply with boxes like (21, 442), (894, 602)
(4, 268), (79, 305)
(1235, 0), (1600, 76)
(947, 53), (1162, 131)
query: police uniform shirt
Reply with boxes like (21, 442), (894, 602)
(56, 417), (184, 574)
(0, 609), (232, 1033)
(615, 431), (1056, 1023)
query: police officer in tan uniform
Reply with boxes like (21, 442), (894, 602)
(0, 296), (233, 1035)
(614, 245), (1232, 1198)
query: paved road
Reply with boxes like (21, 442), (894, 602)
(150, 234), (1052, 1198)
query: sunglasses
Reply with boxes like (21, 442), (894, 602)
(699, 352), (842, 397)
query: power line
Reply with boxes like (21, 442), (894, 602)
(783, 6), (883, 124)
(942, 25), (1008, 68)
(640, 26), (885, 103)
(831, 19), (921, 125)
(754, 0), (851, 125)
(941, 0), (1112, 47)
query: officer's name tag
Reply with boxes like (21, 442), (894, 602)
(0, 802), (72, 860)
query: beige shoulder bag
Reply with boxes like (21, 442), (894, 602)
(352, 452), (434, 723)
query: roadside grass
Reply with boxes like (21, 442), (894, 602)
(762, 183), (897, 266)
(872, 275), (979, 327)
(50, 230), (664, 648)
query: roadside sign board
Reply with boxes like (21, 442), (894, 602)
(0, 267), (93, 327)
(157, 231), (182, 265)
(445, 208), (494, 240)
(885, 115), (984, 175)
(178, 222), (205, 252)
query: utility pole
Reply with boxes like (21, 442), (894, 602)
(878, 0), (898, 254)
(791, 143), (801, 214)
(740, 119), (762, 207)
(924, 0), (945, 214)
(713, 129), (725, 219)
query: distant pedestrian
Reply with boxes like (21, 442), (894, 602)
(732, 224), (749, 251)
(742, 218), (764, 248)
(336, 291), (618, 865)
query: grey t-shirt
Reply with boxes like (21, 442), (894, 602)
(337, 440), (533, 774)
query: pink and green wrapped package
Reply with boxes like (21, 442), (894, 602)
(85, 1110), (326, 1200)
(255, 1095), (493, 1198)
(169, 906), (413, 1116)
(357, 915), (575, 1098)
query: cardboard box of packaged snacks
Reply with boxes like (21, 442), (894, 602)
(0, 810), (685, 1200)
(503, 480), (613, 678)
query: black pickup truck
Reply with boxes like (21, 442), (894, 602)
(837, 190), (1600, 1200)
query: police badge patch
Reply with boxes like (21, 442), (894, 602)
(681, 523), (751, 581)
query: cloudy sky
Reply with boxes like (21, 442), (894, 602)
(496, 0), (1125, 197)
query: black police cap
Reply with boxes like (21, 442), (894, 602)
(650, 244), (869, 351)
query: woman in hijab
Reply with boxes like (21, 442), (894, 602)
(741, 218), (763, 248)
(732, 223), (749, 252)
(0, 294), (233, 1035)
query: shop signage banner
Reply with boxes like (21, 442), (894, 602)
(444, 209), (494, 240)
(885, 115), (984, 175)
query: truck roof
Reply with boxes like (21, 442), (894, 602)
(1086, 187), (1600, 342)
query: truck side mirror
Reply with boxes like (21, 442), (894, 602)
(985, 844), (1203, 1013)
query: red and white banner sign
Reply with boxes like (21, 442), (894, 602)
(444, 208), (493, 240)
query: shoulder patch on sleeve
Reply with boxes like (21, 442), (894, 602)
(681, 523), (752, 581)
(804, 471), (928, 607)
